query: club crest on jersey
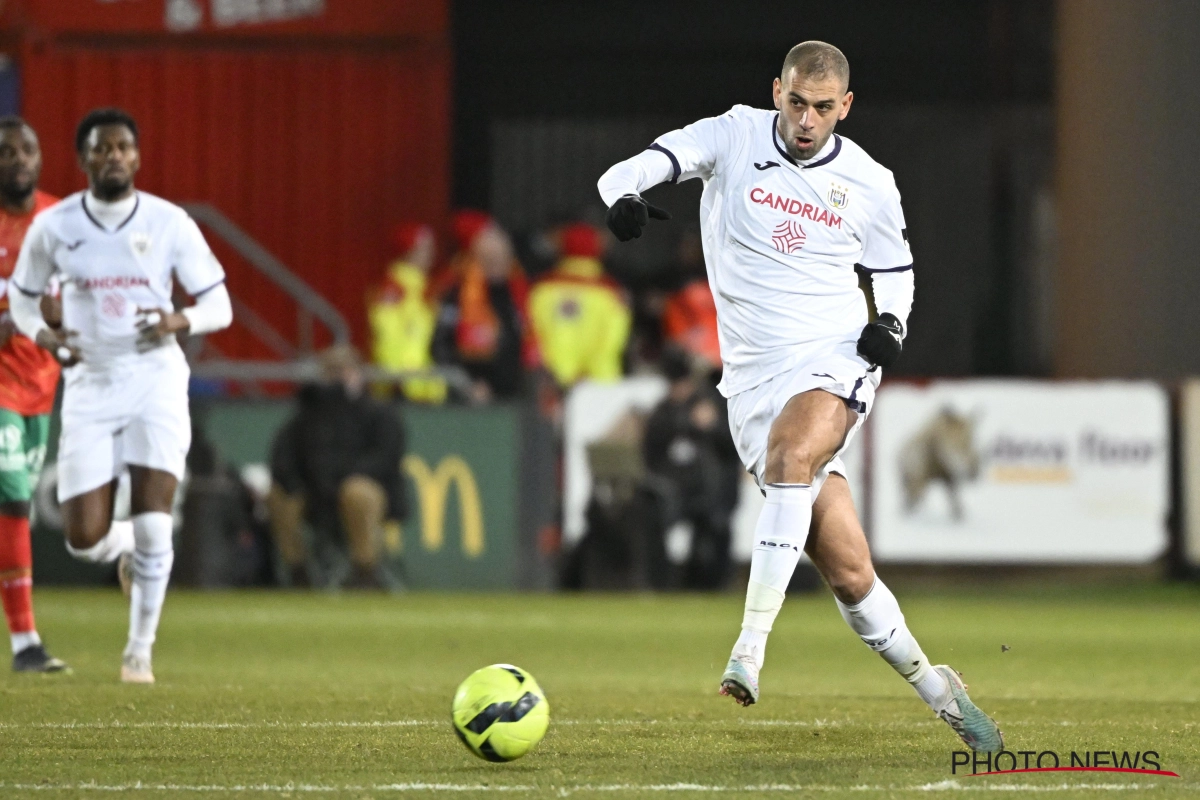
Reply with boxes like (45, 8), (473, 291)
(828, 182), (850, 209)
(129, 232), (152, 257)
(771, 220), (807, 255)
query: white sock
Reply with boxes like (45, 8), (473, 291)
(126, 512), (174, 660)
(732, 484), (813, 666)
(836, 577), (949, 709)
(65, 519), (135, 564)
(11, 630), (40, 654)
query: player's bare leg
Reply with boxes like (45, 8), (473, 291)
(62, 478), (133, 560)
(720, 389), (853, 705)
(62, 479), (135, 593)
(807, 474), (1003, 752)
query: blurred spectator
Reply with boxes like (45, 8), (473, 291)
(642, 348), (741, 589)
(433, 210), (536, 403)
(267, 346), (407, 589)
(529, 222), (631, 390)
(367, 222), (447, 403)
(662, 228), (721, 371)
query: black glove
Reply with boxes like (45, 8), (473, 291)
(606, 194), (672, 241)
(857, 312), (904, 368)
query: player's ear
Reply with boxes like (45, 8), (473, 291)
(839, 91), (854, 121)
(772, 77), (782, 110)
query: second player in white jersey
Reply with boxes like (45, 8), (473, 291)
(598, 105), (914, 397)
(9, 108), (232, 686)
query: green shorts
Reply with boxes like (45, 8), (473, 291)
(0, 408), (50, 505)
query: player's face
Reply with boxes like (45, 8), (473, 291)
(0, 126), (42, 204)
(80, 124), (140, 200)
(772, 70), (853, 161)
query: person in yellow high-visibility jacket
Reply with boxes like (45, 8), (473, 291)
(529, 223), (631, 389)
(367, 223), (447, 403)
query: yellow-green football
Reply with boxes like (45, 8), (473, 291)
(451, 664), (550, 762)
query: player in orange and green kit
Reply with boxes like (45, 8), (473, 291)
(0, 117), (66, 672)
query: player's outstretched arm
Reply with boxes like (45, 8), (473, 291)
(597, 151), (674, 241)
(598, 110), (742, 241)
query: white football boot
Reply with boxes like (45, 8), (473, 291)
(120, 652), (154, 684)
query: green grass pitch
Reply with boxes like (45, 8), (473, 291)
(1, 582), (1197, 798)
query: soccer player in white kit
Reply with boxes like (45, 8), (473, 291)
(9, 108), (232, 684)
(598, 43), (1002, 752)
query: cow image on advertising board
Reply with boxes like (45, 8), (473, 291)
(871, 381), (1169, 564)
(899, 407), (981, 521)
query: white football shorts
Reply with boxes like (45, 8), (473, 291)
(727, 343), (879, 496)
(56, 346), (192, 502)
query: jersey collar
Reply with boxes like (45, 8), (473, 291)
(771, 114), (842, 170)
(81, 191), (140, 234)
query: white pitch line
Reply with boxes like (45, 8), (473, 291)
(741, 719), (938, 728)
(0, 719), (934, 730)
(0, 720), (440, 730)
(0, 718), (1148, 732)
(0, 781), (1177, 794)
(0, 720), (670, 730)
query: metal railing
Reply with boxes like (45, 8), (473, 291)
(180, 203), (473, 397)
(182, 202), (351, 353)
(189, 359), (472, 395)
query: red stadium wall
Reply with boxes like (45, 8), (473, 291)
(0, 0), (451, 358)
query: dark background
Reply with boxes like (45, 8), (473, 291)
(453, 0), (1056, 378)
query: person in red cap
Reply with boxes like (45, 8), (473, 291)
(528, 222), (630, 389)
(367, 222), (446, 403)
(432, 211), (535, 403)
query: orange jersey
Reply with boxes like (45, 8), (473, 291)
(0, 190), (60, 415)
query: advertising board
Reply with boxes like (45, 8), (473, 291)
(870, 381), (1169, 563)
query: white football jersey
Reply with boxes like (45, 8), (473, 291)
(599, 105), (912, 397)
(12, 191), (225, 366)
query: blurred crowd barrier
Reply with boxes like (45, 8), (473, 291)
(566, 378), (1173, 576)
(31, 400), (557, 590)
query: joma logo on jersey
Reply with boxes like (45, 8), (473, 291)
(748, 188), (842, 229)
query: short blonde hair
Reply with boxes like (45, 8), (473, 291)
(781, 41), (849, 91)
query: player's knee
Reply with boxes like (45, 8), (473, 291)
(63, 517), (110, 551)
(828, 564), (876, 605)
(765, 440), (821, 484)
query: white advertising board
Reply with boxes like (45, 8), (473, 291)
(563, 377), (668, 546)
(870, 380), (1169, 563)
